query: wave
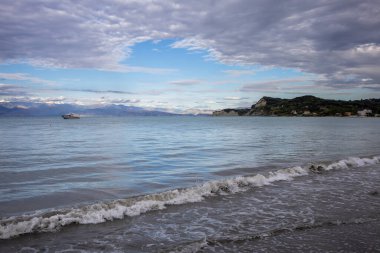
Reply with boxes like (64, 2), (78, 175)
(172, 216), (380, 253)
(1, 155), (379, 239)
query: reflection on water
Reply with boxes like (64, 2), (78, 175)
(0, 116), (380, 252)
(0, 116), (380, 215)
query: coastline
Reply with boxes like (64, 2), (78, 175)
(212, 95), (380, 117)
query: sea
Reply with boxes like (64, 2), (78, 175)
(0, 116), (379, 252)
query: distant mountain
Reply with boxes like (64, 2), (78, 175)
(0, 102), (176, 116)
(84, 104), (175, 116)
(213, 95), (380, 117)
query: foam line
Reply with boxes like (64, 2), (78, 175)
(1, 155), (379, 239)
(172, 216), (380, 253)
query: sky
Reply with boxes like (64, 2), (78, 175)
(0, 0), (379, 113)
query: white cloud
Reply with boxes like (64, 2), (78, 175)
(0, 83), (28, 96)
(169, 79), (202, 86)
(183, 108), (215, 115)
(0, 73), (57, 86)
(0, 1), (379, 86)
(241, 78), (303, 90)
(224, 96), (248, 100)
(223, 70), (256, 76)
(3, 96), (67, 104)
(100, 98), (141, 104)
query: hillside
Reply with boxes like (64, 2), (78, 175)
(213, 95), (380, 117)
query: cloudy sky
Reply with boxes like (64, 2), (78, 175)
(0, 0), (379, 113)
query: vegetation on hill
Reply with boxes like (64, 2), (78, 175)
(213, 95), (380, 116)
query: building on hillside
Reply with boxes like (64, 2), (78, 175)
(303, 110), (311, 116)
(344, 112), (352, 116)
(357, 109), (372, 117)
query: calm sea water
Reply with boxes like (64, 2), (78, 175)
(0, 116), (380, 252)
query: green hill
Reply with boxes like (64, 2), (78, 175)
(213, 95), (380, 117)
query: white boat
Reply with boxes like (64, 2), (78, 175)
(62, 113), (80, 119)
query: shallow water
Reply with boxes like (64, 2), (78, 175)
(0, 116), (379, 252)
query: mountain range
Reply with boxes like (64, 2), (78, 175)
(0, 102), (176, 116)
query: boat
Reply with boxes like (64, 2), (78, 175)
(62, 113), (80, 119)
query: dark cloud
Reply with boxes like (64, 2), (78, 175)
(0, 0), (379, 87)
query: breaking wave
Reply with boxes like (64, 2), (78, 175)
(1, 155), (379, 239)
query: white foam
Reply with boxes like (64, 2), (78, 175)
(1, 155), (379, 239)
(325, 156), (380, 171)
(172, 237), (208, 253)
(177, 216), (380, 252)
